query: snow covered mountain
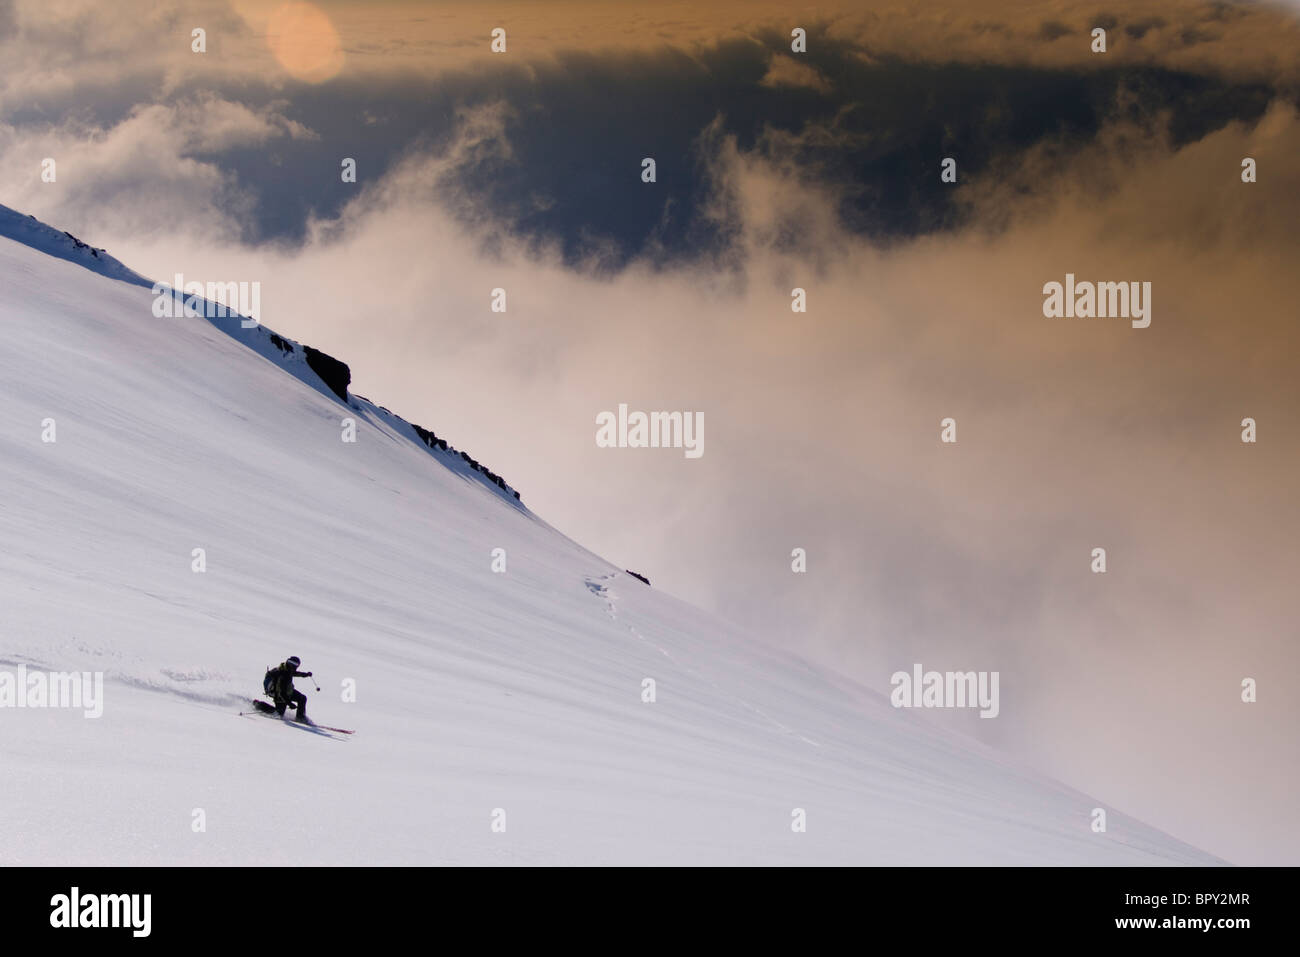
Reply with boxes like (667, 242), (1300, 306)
(0, 205), (1224, 865)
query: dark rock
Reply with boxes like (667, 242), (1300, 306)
(626, 570), (651, 586)
(413, 424), (440, 450)
(302, 346), (351, 402)
(407, 423), (518, 502)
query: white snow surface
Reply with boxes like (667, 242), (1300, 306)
(0, 206), (1225, 865)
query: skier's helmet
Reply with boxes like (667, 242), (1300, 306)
(286, 656), (301, 669)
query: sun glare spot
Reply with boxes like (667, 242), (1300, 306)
(266, 2), (345, 83)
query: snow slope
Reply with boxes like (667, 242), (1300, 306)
(0, 208), (1225, 865)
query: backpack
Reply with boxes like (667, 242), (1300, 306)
(263, 665), (277, 697)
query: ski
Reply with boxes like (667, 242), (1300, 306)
(240, 699), (353, 734)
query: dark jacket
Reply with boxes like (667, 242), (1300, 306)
(265, 662), (310, 701)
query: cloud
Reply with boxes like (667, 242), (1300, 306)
(1038, 20), (1074, 41)
(0, 0), (259, 111)
(6, 0), (1299, 105)
(759, 54), (833, 93)
(4, 1), (1292, 257)
(0, 95), (322, 243)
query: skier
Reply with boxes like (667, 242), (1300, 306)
(263, 656), (313, 722)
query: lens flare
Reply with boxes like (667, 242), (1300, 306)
(266, 2), (345, 84)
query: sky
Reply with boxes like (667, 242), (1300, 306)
(2, 0), (1298, 865)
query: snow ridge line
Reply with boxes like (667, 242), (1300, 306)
(0, 202), (524, 507)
